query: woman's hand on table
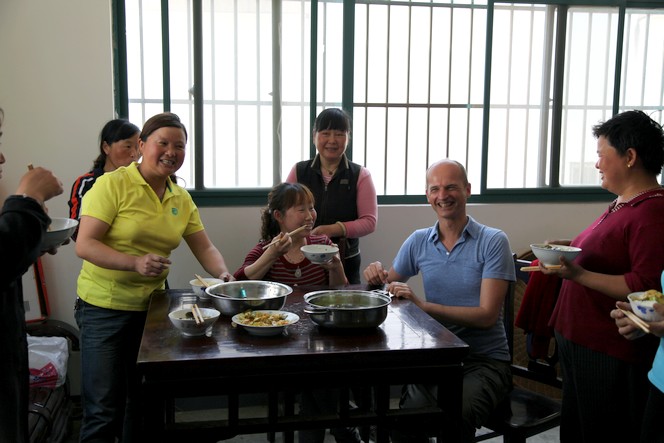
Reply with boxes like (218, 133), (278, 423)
(363, 261), (389, 285)
(218, 271), (235, 282)
(135, 253), (171, 277)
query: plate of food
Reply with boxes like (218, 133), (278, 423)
(232, 310), (299, 336)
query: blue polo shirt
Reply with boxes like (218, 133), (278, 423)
(392, 216), (514, 360)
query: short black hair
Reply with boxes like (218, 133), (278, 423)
(313, 108), (352, 134)
(592, 110), (664, 176)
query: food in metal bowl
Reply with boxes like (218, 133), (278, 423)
(206, 280), (292, 316)
(304, 290), (391, 329)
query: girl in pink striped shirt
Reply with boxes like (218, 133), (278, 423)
(233, 182), (347, 287)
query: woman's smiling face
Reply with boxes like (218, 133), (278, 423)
(139, 127), (186, 178)
(595, 135), (628, 195)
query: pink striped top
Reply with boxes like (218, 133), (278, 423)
(234, 235), (334, 286)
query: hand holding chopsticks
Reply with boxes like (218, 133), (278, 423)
(191, 304), (204, 325)
(262, 225), (307, 250)
(618, 308), (651, 334)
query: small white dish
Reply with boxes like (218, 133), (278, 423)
(189, 278), (224, 299)
(628, 291), (664, 322)
(169, 307), (220, 337)
(42, 217), (78, 250)
(530, 243), (581, 266)
(232, 310), (299, 336)
(301, 244), (339, 264)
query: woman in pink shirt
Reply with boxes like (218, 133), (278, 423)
(286, 108), (377, 284)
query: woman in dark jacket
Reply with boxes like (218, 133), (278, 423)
(0, 107), (64, 443)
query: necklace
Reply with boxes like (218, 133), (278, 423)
(284, 249), (304, 278)
(322, 165), (338, 176)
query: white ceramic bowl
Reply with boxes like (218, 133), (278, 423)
(628, 291), (664, 322)
(42, 218), (78, 251)
(189, 278), (225, 299)
(301, 244), (339, 264)
(530, 243), (581, 266)
(168, 307), (220, 337)
(232, 310), (299, 336)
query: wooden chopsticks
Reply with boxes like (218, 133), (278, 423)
(191, 304), (204, 325)
(262, 225), (307, 250)
(520, 265), (562, 272)
(619, 308), (650, 334)
(194, 273), (210, 288)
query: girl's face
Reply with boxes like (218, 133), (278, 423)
(314, 128), (348, 164)
(104, 133), (139, 171)
(138, 127), (186, 179)
(277, 199), (316, 234)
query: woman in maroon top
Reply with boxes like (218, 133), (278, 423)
(234, 182), (347, 287)
(543, 110), (664, 442)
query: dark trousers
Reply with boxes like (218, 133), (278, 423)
(391, 355), (512, 443)
(641, 382), (664, 443)
(342, 253), (361, 285)
(75, 299), (147, 443)
(556, 332), (652, 443)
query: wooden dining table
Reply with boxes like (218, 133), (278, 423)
(136, 284), (469, 442)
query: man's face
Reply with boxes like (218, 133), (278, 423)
(425, 162), (470, 221)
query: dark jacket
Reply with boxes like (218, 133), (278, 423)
(0, 196), (49, 443)
(295, 154), (361, 259)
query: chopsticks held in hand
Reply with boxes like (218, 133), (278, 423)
(619, 308), (650, 334)
(520, 265), (562, 272)
(191, 304), (204, 325)
(262, 225), (307, 250)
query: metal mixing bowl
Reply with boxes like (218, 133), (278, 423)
(303, 290), (391, 329)
(206, 280), (292, 316)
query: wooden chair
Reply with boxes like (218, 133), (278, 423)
(474, 258), (562, 443)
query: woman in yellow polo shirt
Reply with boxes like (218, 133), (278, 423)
(74, 112), (234, 442)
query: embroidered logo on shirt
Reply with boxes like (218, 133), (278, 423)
(171, 208), (178, 215)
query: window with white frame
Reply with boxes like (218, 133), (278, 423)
(118, 0), (664, 203)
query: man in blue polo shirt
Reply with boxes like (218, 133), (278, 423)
(363, 159), (515, 442)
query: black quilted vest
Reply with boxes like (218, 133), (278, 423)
(295, 155), (361, 258)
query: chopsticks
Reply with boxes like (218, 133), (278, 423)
(262, 225), (307, 250)
(619, 308), (650, 334)
(191, 304), (204, 325)
(520, 265), (562, 272)
(194, 273), (210, 288)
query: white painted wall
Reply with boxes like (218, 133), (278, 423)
(0, 0), (607, 392)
